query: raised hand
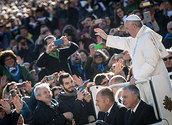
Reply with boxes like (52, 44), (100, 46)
(84, 91), (91, 103)
(0, 99), (11, 114)
(12, 95), (23, 114)
(23, 81), (32, 93)
(114, 59), (124, 75)
(0, 76), (8, 89)
(77, 89), (85, 101)
(61, 36), (70, 46)
(94, 28), (107, 40)
(46, 42), (57, 54)
(73, 75), (83, 87)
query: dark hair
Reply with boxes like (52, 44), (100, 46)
(5, 81), (16, 93)
(36, 7), (44, 12)
(78, 49), (89, 57)
(93, 49), (108, 62)
(0, 50), (17, 66)
(93, 73), (107, 85)
(51, 86), (62, 99)
(59, 73), (71, 85)
(100, 88), (115, 102)
(20, 25), (28, 31)
(122, 84), (140, 99)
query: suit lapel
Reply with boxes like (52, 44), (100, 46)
(105, 103), (118, 123)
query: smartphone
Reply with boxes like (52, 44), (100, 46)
(142, 1), (151, 7)
(78, 85), (84, 91)
(17, 83), (25, 88)
(46, 74), (56, 82)
(143, 11), (151, 23)
(78, 85), (85, 96)
(94, 44), (103, 50)
(10, 89), (17, 98)
(54, 39), (64, 46)
(95, 19), (102, 24)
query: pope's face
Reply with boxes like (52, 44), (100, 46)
(124, 21), (137, 38)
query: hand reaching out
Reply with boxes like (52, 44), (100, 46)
(94, 28), (107, 40)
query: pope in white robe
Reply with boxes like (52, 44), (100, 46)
(94, 14), (170, 83)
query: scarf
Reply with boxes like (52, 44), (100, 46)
(5, 63), (21, 81)
(49, 49), (60, 59)
(97, 64), (105, 72)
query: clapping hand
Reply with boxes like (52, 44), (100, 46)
(0, 99), (11, 114)
(12, 95), (23, 114)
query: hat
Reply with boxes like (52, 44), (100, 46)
(125, 14), (141, 21)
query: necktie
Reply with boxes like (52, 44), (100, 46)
(129, 111), (134, 124)
(104, 112), (109, 122)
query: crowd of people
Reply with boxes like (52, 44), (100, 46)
(0, 0), (172, 125)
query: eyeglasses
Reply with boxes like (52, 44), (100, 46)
(169, 28), (172, 30)
(163, 57), (172, 61)
(94, 54), (103, 58)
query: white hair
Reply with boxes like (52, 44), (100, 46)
(34, 83), (50, 97)
(167, 21), (172, 30)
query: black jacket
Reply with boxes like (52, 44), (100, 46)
(36, 42), (78, 75)
(0, 111), (20, 125)
(124, 100), (158, 125)
(98, 102), (127, 125)
(58, 91), (95, 125)
(33, 101), (69, 125)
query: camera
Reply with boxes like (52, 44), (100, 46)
(10, 89), (17, 98)
(16, 83), (25, 88)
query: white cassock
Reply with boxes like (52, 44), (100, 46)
(106, 25), (169, 80)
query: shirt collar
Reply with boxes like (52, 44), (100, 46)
(107, 104), (114, 114)
(132, 100), (141, 113)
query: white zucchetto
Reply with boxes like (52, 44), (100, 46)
(125, 14), (141, 21)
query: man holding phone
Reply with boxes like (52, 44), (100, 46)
(36, 35), (78, 75)
(58, 73), (95, 125)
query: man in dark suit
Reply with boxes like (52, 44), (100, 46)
(122, 85), (158, 125)
(96, 87), (127, 125)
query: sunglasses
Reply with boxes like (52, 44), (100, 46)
(94, 54), (103, 58)
(163, 57), (172, 61)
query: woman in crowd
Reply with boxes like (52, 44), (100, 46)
(0, 50), (36, 86)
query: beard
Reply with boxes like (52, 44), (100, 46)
(63, 86), (74, 94)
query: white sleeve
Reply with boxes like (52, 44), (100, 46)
(106, 35), (136, 52)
